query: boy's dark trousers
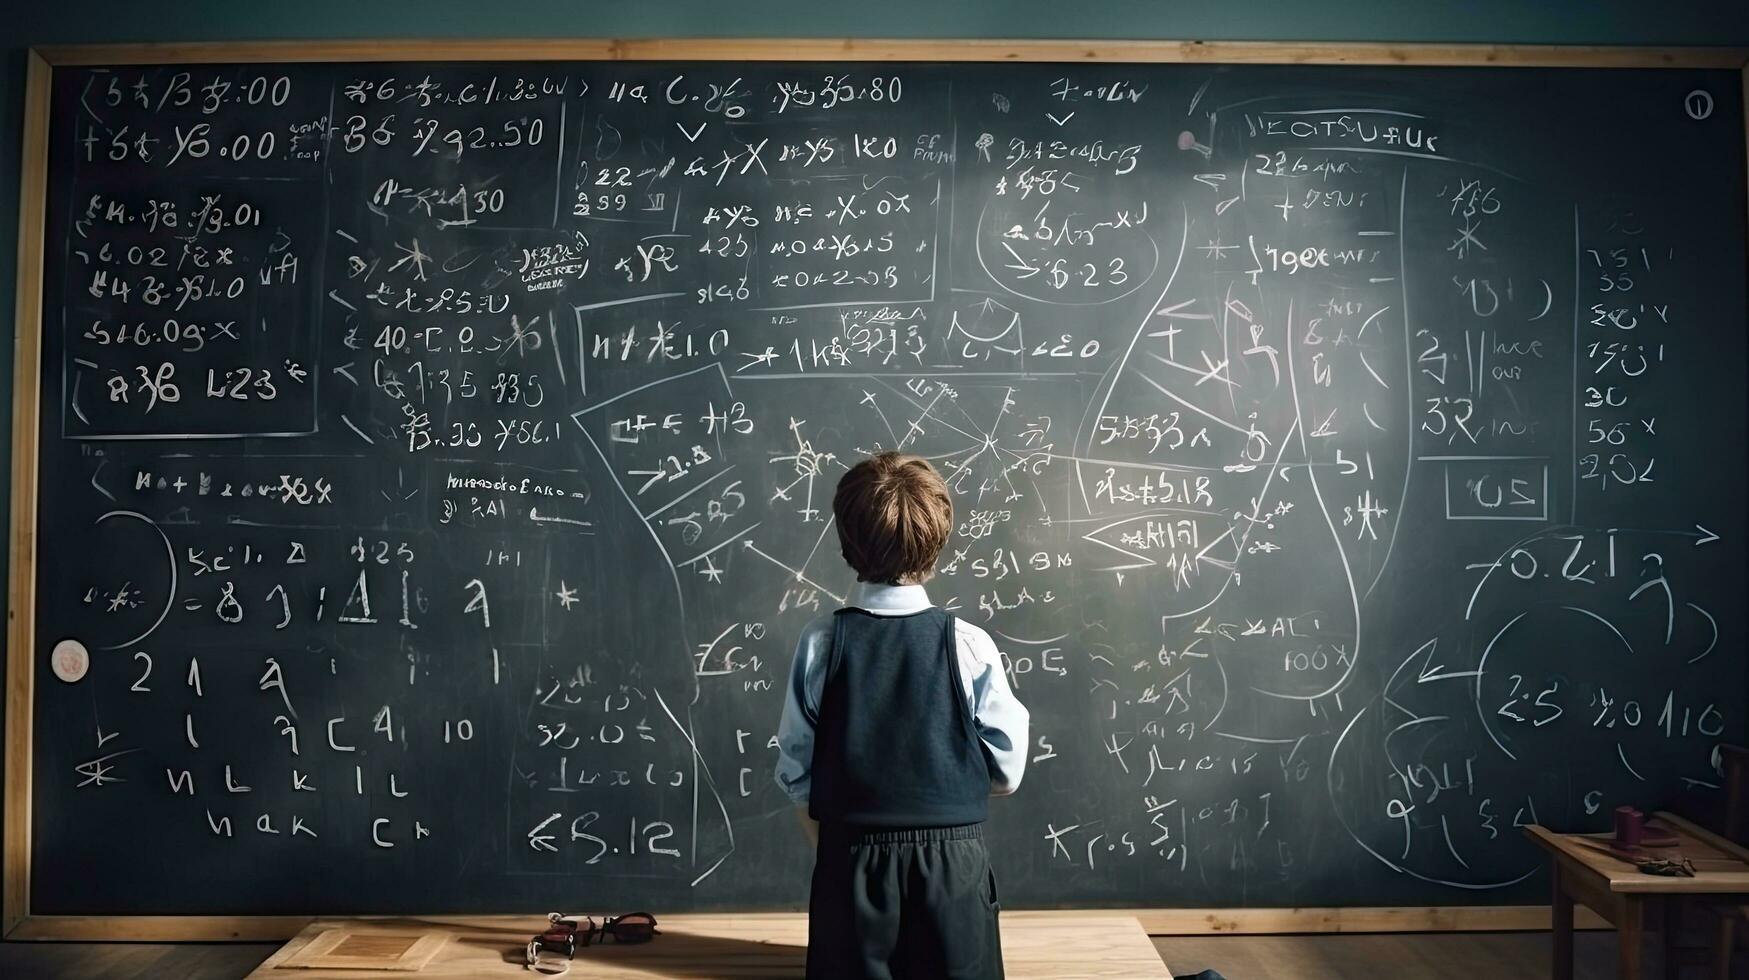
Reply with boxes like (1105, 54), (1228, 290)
(807, 822), (1004, 980)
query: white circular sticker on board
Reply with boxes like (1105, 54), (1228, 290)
(50, 639), (90, 683)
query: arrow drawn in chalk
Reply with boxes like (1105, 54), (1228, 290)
(530, 507), (594, 530)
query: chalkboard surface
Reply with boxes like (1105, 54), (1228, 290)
(26, 56), (1747, 916)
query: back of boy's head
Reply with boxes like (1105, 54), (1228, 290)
(833, 452), (953, 585)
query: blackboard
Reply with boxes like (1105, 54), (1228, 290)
(11, 42), (1748, 926)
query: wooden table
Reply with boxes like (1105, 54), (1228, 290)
(1528, 811), (1749, 980)
(247, 911), (1172, 979)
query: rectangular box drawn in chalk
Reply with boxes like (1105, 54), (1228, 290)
(750, 175), (941, 312)
(571, 362), (740, 522)
(60, 177), (323, 440)
(1441, 457), (1550, 521)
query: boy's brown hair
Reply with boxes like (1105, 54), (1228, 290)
(833, 452), (954, 585)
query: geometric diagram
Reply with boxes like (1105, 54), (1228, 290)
(752, 374), (1072, 593)
(769, 416), (842, 524)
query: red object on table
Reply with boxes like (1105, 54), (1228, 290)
(1616, 805), (1645, 846)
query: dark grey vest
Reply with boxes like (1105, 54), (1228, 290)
(809, 607), (990, 827)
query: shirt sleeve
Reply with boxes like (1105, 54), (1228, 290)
(773, 617), (830, 805)
(958, 623), (1031, 796)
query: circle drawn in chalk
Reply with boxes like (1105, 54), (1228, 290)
(92, 509), (177, 651)
(50, 639), (90, 683)
(1685, 90), (1714, 121)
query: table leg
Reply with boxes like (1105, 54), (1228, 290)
(1662, 899), (1680, 980)
(1619, 896), (1644, 980)
(1552, 862), (1574, 980)
(1715, 909), (1738, 980)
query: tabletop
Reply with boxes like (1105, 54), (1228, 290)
(245, 911), (1173, 979)
(1526, 811), (1749, 893)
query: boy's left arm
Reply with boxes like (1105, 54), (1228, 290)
(962, 628), (1031, 795)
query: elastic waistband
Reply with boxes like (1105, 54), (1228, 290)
(821, 823), (983, 844)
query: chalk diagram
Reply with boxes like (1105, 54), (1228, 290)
(83, 509), (179, 652)
(1329, 524), (1724, 888)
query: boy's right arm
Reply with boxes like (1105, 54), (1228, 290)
(774, 620), (825, 828)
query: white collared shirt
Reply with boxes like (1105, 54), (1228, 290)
(773, 581), (1030, 805)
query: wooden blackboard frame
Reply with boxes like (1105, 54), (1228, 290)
(6, 37), (1747, 943)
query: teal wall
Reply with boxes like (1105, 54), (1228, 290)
(1, 0), (1746, 914)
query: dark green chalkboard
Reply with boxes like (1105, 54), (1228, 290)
(16, 45), (1748, 923)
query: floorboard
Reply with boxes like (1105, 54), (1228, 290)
(0, 941), (278, 979)
(1153, 930), (1743, 979)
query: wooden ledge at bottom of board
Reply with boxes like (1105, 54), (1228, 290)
(1131, 905), (1609, 934)
(4, 906), (1608, 942)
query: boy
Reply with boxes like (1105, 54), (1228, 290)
(774, 451), (1030, 980)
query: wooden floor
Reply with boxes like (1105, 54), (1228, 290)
(0, 930), (1740, 978)
(0, 941), (278, 979)
(1161, 931), (1733, 979)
